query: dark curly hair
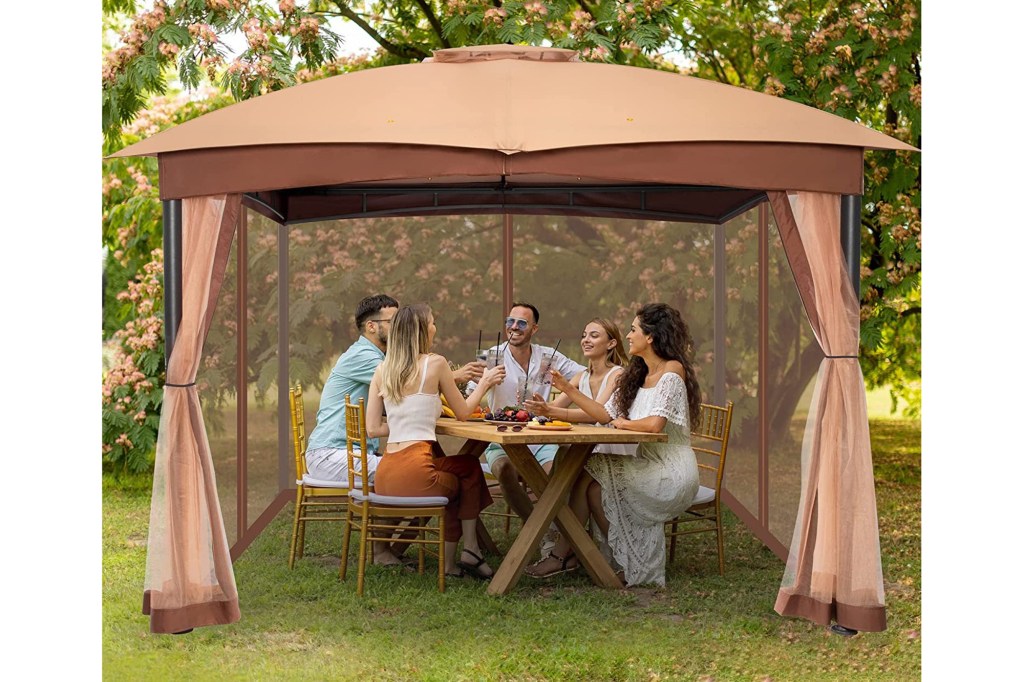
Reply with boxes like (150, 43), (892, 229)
(613, 303), (702, 427)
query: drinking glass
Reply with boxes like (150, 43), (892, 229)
(540, 351), (555, 385)
(515, 376), (528, 406)
(486, 348), (503, 370)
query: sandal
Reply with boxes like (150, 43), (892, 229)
(455, 549), (494, 581)
(525, 551), (578, 579)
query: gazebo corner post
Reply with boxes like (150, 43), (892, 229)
(712, 221), (726, 406)
(163, 199), (183, 360)
(840, 195), (862, 299)
(278, 221), (291, 493)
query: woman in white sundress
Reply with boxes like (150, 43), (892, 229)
(525, 303), (702, 587)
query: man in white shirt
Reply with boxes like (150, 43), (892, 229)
(470, 302), (584, 524)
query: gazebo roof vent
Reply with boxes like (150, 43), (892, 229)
(428, 44), (580, 63)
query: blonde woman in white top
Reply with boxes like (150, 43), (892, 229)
(367, 304), (505, 580)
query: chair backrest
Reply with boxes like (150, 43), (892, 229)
(691, 401), (734, 495)
(344, 394), (371, 495)
(289, 384), (308, 483)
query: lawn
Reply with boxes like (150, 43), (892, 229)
(102, 417), (920, 681)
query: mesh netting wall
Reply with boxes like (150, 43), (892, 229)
(202, 206), (818, 554)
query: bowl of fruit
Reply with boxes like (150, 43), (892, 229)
(484, 405), (533, 425)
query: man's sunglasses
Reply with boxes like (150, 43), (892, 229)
(495, 424), (525, 432)
(505, 317), (530, 331)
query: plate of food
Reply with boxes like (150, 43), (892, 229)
(526, 420), (573, 431)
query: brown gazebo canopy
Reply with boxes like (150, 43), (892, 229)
(114, 44), (915, 635)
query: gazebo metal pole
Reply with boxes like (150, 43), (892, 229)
(162, 200), (183, 358)
(713, 222), (726, 406)
(840, 195), (862, 297)
(237, 210), (248, 542)
(502, 213), (513, 314)
(757, 202), (769, 526)
(278, 222), (291, 492)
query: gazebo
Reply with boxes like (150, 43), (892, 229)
(112, 44), (916, 635)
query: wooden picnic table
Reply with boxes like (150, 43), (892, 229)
(434, 419), (667, 595)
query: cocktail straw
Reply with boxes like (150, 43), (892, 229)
(478, 329), (483, 353)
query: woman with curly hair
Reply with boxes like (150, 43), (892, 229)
(525, 303), (702, 587)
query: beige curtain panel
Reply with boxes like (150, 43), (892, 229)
(768, 191), (886, 632)
(142, 194), (242, 633)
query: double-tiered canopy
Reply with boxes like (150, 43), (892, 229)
(114, 44), (915, 635)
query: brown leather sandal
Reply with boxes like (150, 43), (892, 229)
(525, 551), (578, 578)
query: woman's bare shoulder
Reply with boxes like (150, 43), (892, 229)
(664, 360), (685, 378)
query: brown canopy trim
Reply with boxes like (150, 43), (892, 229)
(157, 141), (863, 201)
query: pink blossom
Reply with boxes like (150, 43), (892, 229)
(158, 42), (180, 58)
(483, 7), (507, 26)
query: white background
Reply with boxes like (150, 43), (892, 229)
(4, 1), (1018, 677)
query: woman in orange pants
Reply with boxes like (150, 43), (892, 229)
(367, 303), (506, 579)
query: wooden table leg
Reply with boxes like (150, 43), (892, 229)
(487, 443), (622, 594)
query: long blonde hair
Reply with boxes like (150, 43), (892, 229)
(378, 304), (432, 404)
(587, 318), (628, 372)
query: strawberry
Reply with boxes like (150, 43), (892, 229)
(516, 410), (530, 422)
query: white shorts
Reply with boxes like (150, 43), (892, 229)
(305, 446), (382, 484)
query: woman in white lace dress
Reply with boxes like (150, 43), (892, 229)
(525, 303), (703, 587)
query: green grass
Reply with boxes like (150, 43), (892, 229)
(103, 418), (921, 681)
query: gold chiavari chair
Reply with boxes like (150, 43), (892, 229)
(339, 395), (449, 595)
(288, 384), (349, 569)
(665, 401), (734, 575)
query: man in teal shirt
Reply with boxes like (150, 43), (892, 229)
(306, 294), (483, 483)
(305, 294), (399, 483)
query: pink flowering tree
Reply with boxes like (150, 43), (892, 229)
(102, 86), (235, 471)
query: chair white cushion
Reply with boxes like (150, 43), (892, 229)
(349, 490), (449, 506)
(301, 474), (359, 489)
(690, 485), (716, 506)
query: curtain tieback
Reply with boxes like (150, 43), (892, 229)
(165, 382), (197, 388)
(824, 355), (859, 359)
